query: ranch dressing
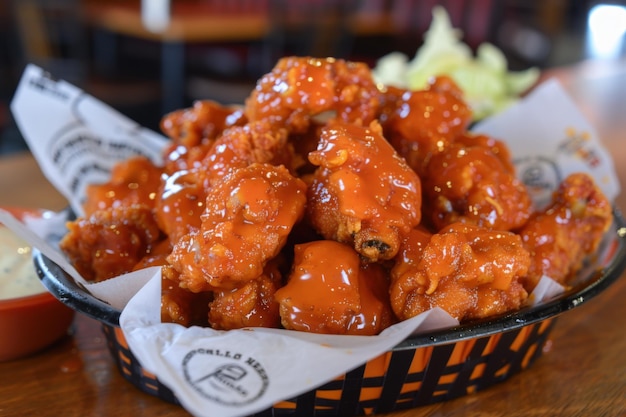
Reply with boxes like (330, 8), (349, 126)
(0, 225), (46, 300)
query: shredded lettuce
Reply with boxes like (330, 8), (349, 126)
(372, 6), (540, 120)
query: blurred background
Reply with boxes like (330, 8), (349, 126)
(1, 0), (625, 155)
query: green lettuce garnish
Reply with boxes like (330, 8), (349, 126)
(372, 6), (540, 120)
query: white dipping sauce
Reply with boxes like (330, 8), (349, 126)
(0, 225), (46, 300)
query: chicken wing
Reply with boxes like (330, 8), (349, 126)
(244, 56), (380, 134)
(519, 172), (613, 291)
(208, 260), (283, 330)
(82, 156), (162, 216)
(382, 76), (473, 176)
(168, 163), (307, 292)
(60, 205), (162, 282)
(275, 240), (395, 335)
(161, 100), (246, 173)
(422, 142), (532, 231)
(390, 223), (530, 322)
(307, 120), (422, 261)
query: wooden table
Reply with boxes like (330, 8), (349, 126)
(1, 59), (626, 416)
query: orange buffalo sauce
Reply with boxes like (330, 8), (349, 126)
(275, 240), (394, 335)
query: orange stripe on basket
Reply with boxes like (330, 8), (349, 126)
(539, 318), (554, 334)
(510, 325), (533, 352)
(273, 400), (296, 410)
(145, 382), (158, 391)
(119, 350), (131, 365)
(399, 380), (422, 395)
(522, 342), (538, 369)
(141, 368), (158, 380)
(470, 362), (486, 380)
(494, 363), (511, 378)
(359, 386), (384, 402)
(448, 339), (477, 366)
(482, 332), (503, 355)
(363, 352), (392, 378)
(409, 346), (433, 374)
(115, 327), (129, 349)
(317, 378), (345, 401)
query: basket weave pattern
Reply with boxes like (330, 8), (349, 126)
(103, 318), (556, 416)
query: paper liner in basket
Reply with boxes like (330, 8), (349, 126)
(3, 64), (620, 417)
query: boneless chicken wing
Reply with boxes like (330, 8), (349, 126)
(208, 260), (283, 330)
(160, 100), (247, 173)
(244, 56), (380, 133)
(59, 205), (162, 282)
(455, 132), (515, 173)
(519, 172), (613, 291)
(155, 121), (297, 242)
(390, 223), (530, 322)
(275, 240), (395, 335)
(196, 120), (298, 189)
(422, 142), (532, 231)
(133, 239), (212, 327)
(307, 120), (422, 262)
(382, 76), (473, 176)
(168, 163), (307, 292)
(154, 168), (206, 243)
(82, 156), (163, 216)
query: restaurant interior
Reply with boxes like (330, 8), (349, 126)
(1, 0), (622, 156)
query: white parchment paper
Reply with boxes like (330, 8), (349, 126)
(3, 64), (620, 417)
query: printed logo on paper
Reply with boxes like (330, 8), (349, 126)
(27, 70), (69, 101)
(515, 155), (561, 209)
(557, 127), (602, 169)
(182, 348), (269, 406)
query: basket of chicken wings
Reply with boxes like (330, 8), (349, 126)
(29, 56), (626, 417)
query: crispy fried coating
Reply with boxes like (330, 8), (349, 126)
(244, 56), (380, 133)
(156, 120), (298, 243)
(455, 132), (515, 174)
(383, 76), (473, 176)
(161, 275), (213, 327)
(197, 120), (298, 187)
(307, 120), (422, 262)
(60, 205), (162, 282)
(422, 142), (532, 231)
(82, 156), (162, 216)
(133, 239), (212, 327)
(275, 240), (395, 335)
(168, 163), (307, 292)
(519, 172), (613, 291)
(161, 100), (247, 173)
(208, 261), (282, 330)
(390, 223), (530, 322)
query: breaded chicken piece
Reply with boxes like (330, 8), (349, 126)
(168, 163), (307, 292)
(82, 156), (162, 216)
(244, 56), (380, 133)
(60, 205), (162, 282)
(307, 120), (422, 262)
(208, 260), (283, 330)
(390, 223), (530, 322)
(382, 76), (473, 177)
(422, 142), (532, 231)
(160, 100), (246, 173)
(519, 172), (613, 291)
